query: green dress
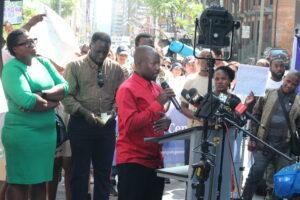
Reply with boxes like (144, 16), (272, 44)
(1, 57), (69, 184)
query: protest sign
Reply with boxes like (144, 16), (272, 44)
(234, 64), (269, 97)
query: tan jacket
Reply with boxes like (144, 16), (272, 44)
(251, 89), (300, 146)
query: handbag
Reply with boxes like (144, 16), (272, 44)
(55, 113), (70, 147)
(277, 90), (300, 156)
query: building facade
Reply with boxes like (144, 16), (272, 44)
(223, 0), (300, 63)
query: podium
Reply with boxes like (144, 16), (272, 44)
(145, 126), (241, 200)
(145, 126), (203, 200)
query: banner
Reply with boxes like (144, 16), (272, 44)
(163, 77), (188, 167)
(163, 108), (187, 167)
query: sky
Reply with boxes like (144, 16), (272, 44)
(96, 0), (112, 34)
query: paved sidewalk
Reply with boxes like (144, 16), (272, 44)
(56, 179), (264, 200)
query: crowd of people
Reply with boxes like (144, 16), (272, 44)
(0, 13), (300, 200)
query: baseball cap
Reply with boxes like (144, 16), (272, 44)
(182, 56), (195, 66)
(171, 62), (183, 70)
(116, 45), (129, 55)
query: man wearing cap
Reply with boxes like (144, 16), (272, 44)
(266, 57), (286, 90)
(116, 45), (132, 78)
(182, 56), (197, 76)
(170, 62), (184, 78)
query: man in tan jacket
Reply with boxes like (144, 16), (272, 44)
(243, 72), (300, 200)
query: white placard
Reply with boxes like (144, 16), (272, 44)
(234, 64), (269, 97)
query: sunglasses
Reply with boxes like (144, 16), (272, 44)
(17, 38), (38, 48)
(97, 69), (104, 88)
(162, 64), (171, 69)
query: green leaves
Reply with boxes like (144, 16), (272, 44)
(129, 0), (204, 38)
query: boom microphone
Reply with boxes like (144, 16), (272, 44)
(161, 82), (181, 111)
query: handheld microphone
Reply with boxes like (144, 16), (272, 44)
(161, 82), (181, 111)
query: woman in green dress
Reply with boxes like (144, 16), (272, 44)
(1, 29), (69, 200)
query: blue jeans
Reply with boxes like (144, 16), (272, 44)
(242, 149), (291, 200)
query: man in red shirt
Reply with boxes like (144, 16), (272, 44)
(116, 46), (174, 200)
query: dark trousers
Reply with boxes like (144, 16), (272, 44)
(68, 115), (116, 200)
(117, 163), (165, 200)
(242, 150), (291, 200)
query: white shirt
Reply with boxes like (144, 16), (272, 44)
(266, 77), (282, 90)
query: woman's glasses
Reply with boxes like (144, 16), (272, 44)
(97, 69), (104, 88)
(17, 38), (38, 48)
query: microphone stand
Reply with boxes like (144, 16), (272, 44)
(215, 124), (227, 200)
(191, 7), (240, 199)
(192, 58), (215, 200)
(221, 117), (293, 162)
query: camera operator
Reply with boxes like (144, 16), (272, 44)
(243, 72), (300, 200)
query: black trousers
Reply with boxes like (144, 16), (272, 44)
(68, 115), (116, 200)
(117, 163), (165, 200)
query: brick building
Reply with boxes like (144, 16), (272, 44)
(223, 0), (300, 63)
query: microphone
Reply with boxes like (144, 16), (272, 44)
(227, 98), (262, 125)
(161, 82), (181, 111)
(181, 88), (204, 106)
(181, 89), (191, 102)
(188, 88), (204, 105)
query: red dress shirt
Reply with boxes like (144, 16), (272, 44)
(116, 73), (165, 169)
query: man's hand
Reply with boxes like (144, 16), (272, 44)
(153, 113), (171, 133)
(28, 14), (46, 26)
(156, 88), (175, 106)
(244, 91), (255, 106)
(78, 107), (98, 125)
(23, 14), (46, 31)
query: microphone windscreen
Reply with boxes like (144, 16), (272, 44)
(227, 96), (241, 109)
(188, 88), (198, 97)
(181, 89), (189, 99)
(161, 82), (169, 89)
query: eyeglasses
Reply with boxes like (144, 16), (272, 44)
(97, 69), (104, 88)
(17, 38), (38, 48)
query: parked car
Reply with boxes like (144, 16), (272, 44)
(263, 48), (290, 69)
